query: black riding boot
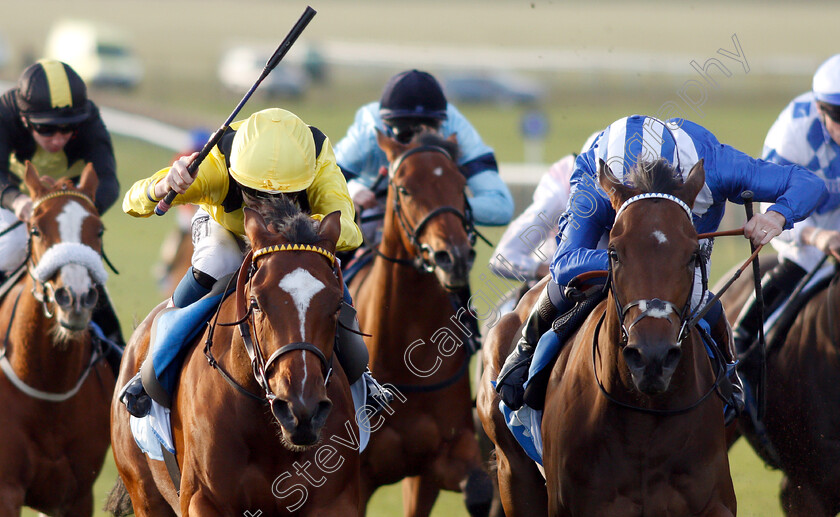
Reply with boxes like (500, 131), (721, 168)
(495, 284), (561, 410)
(731, 260), (805, 415)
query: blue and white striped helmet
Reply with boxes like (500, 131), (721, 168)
(813, 54), (840, 106)
(593, 115), (681, 180)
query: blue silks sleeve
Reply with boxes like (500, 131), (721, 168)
(549, 163), (612, 287)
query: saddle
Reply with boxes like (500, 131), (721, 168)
(523, 290), (606, 410)
(140, 275), (235, 408)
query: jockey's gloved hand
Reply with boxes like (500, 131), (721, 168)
(496, 359), (530, 410)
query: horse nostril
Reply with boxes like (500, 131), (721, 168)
(271, 399), (297, 430)
(81, 287), (99, 309)
(312, 399), (333, 427)
(54, 287), (73, 309)
(623, 346), (644, 370)
(663, 347), (682, 370)
(434, 250), (454, 272)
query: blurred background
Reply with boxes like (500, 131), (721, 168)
(1, 0), (835, 515)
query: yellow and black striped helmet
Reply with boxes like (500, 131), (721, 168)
(16, 59), (91, 125)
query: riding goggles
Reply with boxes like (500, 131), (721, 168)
(29, 121), (80, 136)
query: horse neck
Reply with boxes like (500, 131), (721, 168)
(3, 276), (93, 393)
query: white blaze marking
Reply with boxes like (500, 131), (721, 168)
(652, 230), (668, 244)
(638, 300), (673, 319)
(56, 201), (92, 295)
(433, 167), (443, 177)
(278, 268), (325, 342)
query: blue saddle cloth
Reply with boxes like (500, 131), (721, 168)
(150, 289), (231, 397)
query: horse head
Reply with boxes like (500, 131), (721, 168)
(598, 157), (705, 394)
(241, 203), (343, 450)
(376, 129), (476, 290)
(24, 161), (105, 341)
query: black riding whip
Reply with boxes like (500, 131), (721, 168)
(155, 6), (317, 216)
(741, 190), (767, 420)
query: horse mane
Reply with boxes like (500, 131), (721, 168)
(242, 192), (320, 245)
(626, 158), (683, 195)
(415, 133), (460, 162)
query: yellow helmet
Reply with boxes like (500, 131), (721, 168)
(229, 108), (316, 193)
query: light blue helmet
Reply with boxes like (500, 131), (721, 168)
(813, 54), (840, 105)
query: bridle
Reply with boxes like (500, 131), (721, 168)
(375, 145), (488, 273)
(205, 243), (339, 413)
(25, 188), (116, 319)
(595, 192), (728, 415)
(0, 187), (111, 401)
(607, 193), (700, 346)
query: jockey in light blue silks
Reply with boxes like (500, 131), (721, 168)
(731, 55), (840, 413)
(333, 70), (514, 350)
(334, 70), (514, 242)
(495, 115), (827, 423)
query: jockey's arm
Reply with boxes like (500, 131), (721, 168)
(549, 174), (612, 288)
(465, 167), (513, 226)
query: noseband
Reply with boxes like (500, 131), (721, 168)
(378, 145), (480, 273)
(26, 188), (109, 319)
(206, 244), (339, 406)
(607, 193), (699, 346)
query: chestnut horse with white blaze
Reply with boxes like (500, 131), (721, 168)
(109, 206), (361, 516)
(349, 131), (493, 517)
(0, 162), (114, 516)
(479, 159), (736, 516)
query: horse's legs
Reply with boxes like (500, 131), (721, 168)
(494, 446), (548, 517)
(402, 474), (440, 517)
(780, 475), (831, 517)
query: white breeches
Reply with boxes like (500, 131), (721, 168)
(0, 208), (28, 274)
(190, 208), (247, 280)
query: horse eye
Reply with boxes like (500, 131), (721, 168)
(608, 249), (619, 262)
(30, 226), (41, 237)
(97, 226), (105, 238)
(397, 185), (410, 196)
(250, 296), (261, 312)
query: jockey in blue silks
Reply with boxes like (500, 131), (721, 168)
(334, 70), (514, 350)
(731, 55), (840, 409)
(495, 115), (828, 420)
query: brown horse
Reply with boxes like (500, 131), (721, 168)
(720, 253), (840, 516)
(479, 159), (736, 516)
(348, 131), (493, 516)
(109, 205), (361, 515)
(0, 162), (113, 516)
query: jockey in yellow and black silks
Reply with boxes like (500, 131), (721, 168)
(120, 107), (392, 419)
(0, 59), (123, 373)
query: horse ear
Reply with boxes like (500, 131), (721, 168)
(243, 207), (270, 245)
(597, 159), (632, 210)
(678, 159), (705, 207)
(23, 161), (44, 197)
(77, 163), (98, 203)
(375, 127), (408, 162)
(317, 211), (342, 253)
